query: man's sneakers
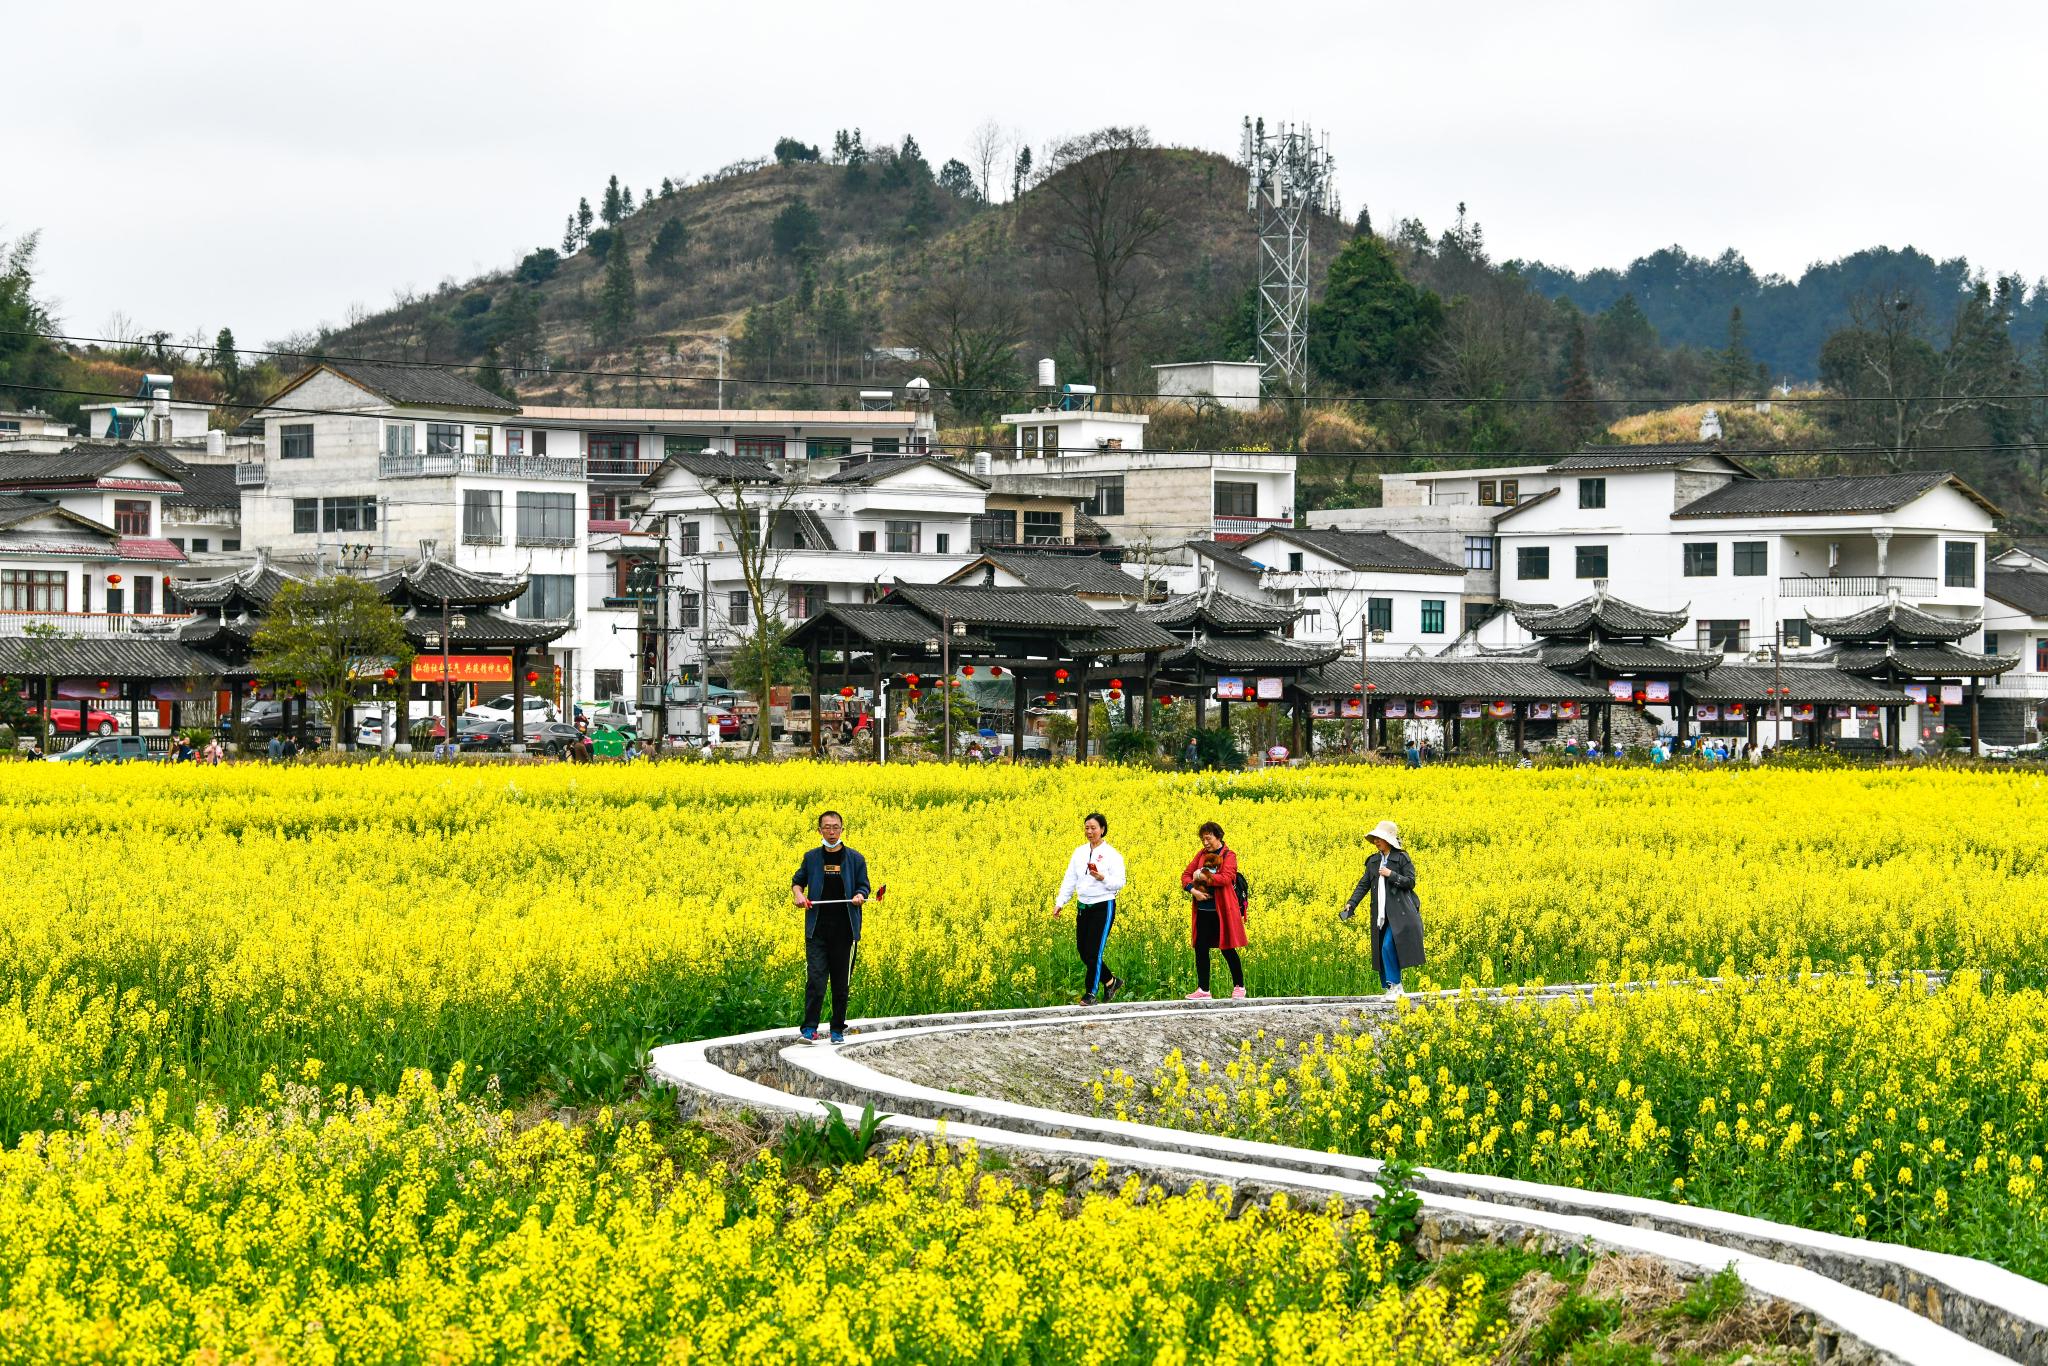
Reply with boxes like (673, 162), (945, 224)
(799, 1026), (818, 1042)
(1185, 989), (1212, 1001)
(829, 1030), (846, 1044)
(1102, 976), (1124, 1002)
(1079, 994), (1097, 1006)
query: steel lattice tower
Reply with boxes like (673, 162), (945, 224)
(1242, 118), (1337, 395)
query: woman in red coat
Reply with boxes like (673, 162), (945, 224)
(1182, 820), (1248, 999)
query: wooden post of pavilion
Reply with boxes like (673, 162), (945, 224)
(511, 645), (527, 756)
(395, 664), (410, 753)
(1969, 680), (1982, 758)
(1142, 656), (1156, 732)
(128, 686), (141, 746)
(1450, 709), (1462, 753)
(1514, 702), (1526, 756)
(873, 653), (888, 765)
(1011, 669), (1026, 763)
(229, 676), (245, 752)
(807, 640), (823, 757)
(1290, 698), (1304, 759)
(1074, 665), (1091, 764)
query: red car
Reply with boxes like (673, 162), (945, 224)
(25, 704), (121, 736)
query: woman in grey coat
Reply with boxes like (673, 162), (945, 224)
(1340, 819), (1424, 998)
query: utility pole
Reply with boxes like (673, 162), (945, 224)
(1772, 621), (1784, 749)
(940, 612), (953, 763)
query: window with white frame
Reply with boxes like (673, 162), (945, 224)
(1464, 536), (1494, 570)
(0, 569), (65, 611)
(383, 423), (414, 458)
(516, 492), (575, 545)
(885, 520), (920, 553)
(280, 424), (314, 460)
(515, 574), (574, 620)
(463, 490), (503, 543)
(426, 423), (463, 455)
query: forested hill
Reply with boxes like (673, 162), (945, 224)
(1513, 244), (2048, 381)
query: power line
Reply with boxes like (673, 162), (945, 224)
(14, 326), (2048, 410)
(5, 380), (2045, 464)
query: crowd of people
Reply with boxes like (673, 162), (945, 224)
(791, 809), (1427, 1043)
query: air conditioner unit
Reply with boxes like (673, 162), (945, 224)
(639, 683), (663, 706)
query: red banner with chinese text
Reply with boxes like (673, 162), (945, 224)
(412, 655), (512, 684)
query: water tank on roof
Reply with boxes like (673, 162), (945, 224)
(858, 389), (894, 411)
(1037, 358), (1056, 389)
(973, 450), (992, 477)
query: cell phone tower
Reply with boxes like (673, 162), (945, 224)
(1242, 117), (1338, 395)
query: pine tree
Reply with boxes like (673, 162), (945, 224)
(575, 198), (594, 243)
(659, 177), (675, 198)
(1563, 316), (1599, 437)
(596, 227), (636, 344)
(212, 326), (241, 396)
(477, 343), (512, 400)
(562, 214), (579, 255)
(648, 218), (689, 279)
(601, 176), (623, 228)
(1712, 306), (1758, 397)
(622, 186), (635, 214)
(1010, 145), (1032, 199)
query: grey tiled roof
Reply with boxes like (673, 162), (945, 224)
(1300, 657), (1607, 701)
(1144, 590), (1299, 631)
(886, 582), (1106, 630)
(973, 550), (1149, 598)
(1671, 471), (1986, 519)
(0, 635), (233, 681)
(1255, 527), (1462, 575)
(370, 558), (529, 608)
(1540, 640), (1725, 672)
(1804, 599), (1981, 643)
(1172, 636), (1344, 669)
(788, 604), (996, 652)
(1821, 643), (2018, 678)
(164, 463), (242, 514)
(1554, 443), (1732, 471)
(1988, 570), (2048, 618)
(818, 456), (987, 488)
(1184, 538), (1262, 574)
(648, 452), (782, 486)
(1681, 666), (1910, 704)
(0, 443), (188, 486)
(317, 359), (520, 412)
(170, 560), (302, 608)
(1510, 595), (1691, 638)
(1061, 611), (1184, 657)
(401, 611), (571, 647)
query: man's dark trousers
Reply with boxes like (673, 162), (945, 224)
(804, 908), (856, 1033)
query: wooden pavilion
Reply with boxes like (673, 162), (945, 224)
(1138, 590), (1342, 755)
(1295, 657), (1607, 753)
(1807, 596), (2018, 755)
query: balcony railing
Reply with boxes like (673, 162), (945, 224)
(588, 457), (665, 479)
(379, 453), (583, 481)
(1780, 575), (1939, 599)
(460, 529), (504, 547)
(234, 461), (266, 486)
(0, 610), (196, 638)
(516, 533), (576, 549)
(1213, 514), (1292, 539)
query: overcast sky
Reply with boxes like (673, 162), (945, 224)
(12, 0), (2043, 349)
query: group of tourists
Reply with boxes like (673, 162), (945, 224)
(791, 810), (1428, 1042)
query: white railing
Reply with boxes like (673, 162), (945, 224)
(0, 611), (195, 637)
(1213, 514), (1291, 538)
(1779, 575), (1939, 599)
(234, 462), (266, 486)
(379, 453), (583, 481)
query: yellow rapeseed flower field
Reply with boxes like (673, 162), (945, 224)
(0, 760), (2043, 1351)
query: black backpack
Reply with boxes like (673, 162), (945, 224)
(1234, 869), (1251, 910)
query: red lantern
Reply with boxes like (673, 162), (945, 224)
(1109, 690), (1123, 702)
(990, 665), (1003, 677)
(961, 665), (974, 676)
(1109, 678), (1123, 690)
(948, 678), (961, 688)
(382, 667), (398, 682)
(840, 686), (855, 699)
(107, 574), (123, 587)
(906, 673), (920, 686)
(1054, 668), (1069, 682)
(525, 670), (540, 685)
(1257, 699), (1270, 709)
(1352, 682), (1363, 693)
(1421, 698), (1435, 708)
(1043, 692), (1058, 705)
(909, 689), (922, 701)
(1160, 694), (1175, 706)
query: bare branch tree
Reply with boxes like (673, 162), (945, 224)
(1025, 127), (1177, 396)
(1820, 288), (2014, 471)
(899, 270), (1024, 421)
(969, 118), (1006, 204)
(693, 462), (810, 756)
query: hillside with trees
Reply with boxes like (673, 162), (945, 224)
(4, 129), (2045, 539)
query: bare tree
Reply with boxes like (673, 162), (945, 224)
(692, 460), (810, 757)
(1025, 127), (1177, 396)
(1820, 288), (2014, 471)
(898, 270), (1024, 421)
(101, 310), (135, 345)
(969, 119), (1006, 204)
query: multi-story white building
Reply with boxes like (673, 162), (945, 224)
(0, 405), (72, 439)
(1308, 463), (1558, 615)
(1228, 526), (1467, 652)
(994, 406), (1296, 552)
(1985, 547), (2048, 743)
(638, 452), (992, 681)
(1486, 444), (1998, 659)
(0, 443), (191, 629)
(238, 360), (594, 695)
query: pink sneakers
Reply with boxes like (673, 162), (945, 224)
(1230, 986), (1247, 1000)
(1185, 989), (1212, 1000)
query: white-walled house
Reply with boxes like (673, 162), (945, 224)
(238, 360), (599, 698)
(1310, 463), (1557, 613)
(1984, 554), (2048, 743)
(637, 453), (988, 681)
(1231, 526), (1467, 651)
(0, 443), (191, 629)
(1491, 444), (1997, 657)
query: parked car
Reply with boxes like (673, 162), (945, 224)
(47, 734), (149, 763)
(526, 721), (593, 758)
(463, 694), (559, 726)
(233, 699), (332, 743)
(703, 706), (745, 742)
(24, 704), (121, 736)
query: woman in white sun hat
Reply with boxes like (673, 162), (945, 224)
(1339, 819), (1424, 998)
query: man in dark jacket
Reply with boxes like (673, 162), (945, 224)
(791, 810), (871, 1043)
(1339, 819), (1424, 998)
